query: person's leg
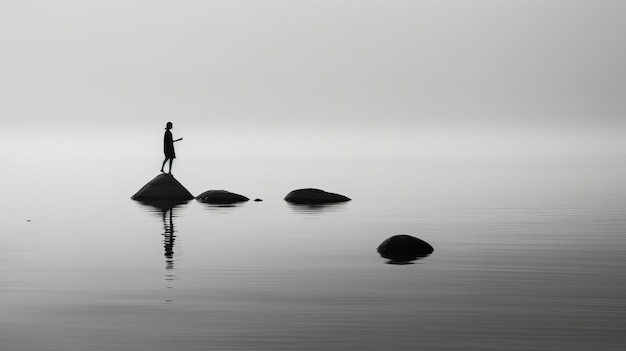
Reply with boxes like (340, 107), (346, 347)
(161, 158), (168, 172)
(168, 158), (174, 174)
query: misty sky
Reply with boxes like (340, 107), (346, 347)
(2, 0), (625, 159)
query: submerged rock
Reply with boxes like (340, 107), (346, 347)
(377, 235), (434, 263)
(284, 188), (351, 204)
(196, 190), (249, 204)
(131, 174), (194, 201)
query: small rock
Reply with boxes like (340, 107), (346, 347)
(254, 198), (263, 202)
(284, 188), (351, 204)
(377, 235), (434, 263)
(196, 190), (249, 204)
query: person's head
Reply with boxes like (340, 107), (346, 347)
(165, 122), (173, 130)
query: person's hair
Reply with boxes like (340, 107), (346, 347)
(166, 122), (173, 129)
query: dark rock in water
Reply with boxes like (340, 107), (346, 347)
(131, 174), (194, 201)
(196, 190), (249, 204)
(254, 198), (263, 202)
(284, 188), (351, 204)
(377, 235), (434, 263)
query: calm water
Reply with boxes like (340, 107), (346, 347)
(2, 157), (625, 350)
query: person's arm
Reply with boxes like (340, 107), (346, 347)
(174, 138), (183, 142)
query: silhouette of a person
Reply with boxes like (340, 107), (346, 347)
(160, 122), (183, 174)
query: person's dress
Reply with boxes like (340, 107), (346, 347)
(164, 130), (176, 158)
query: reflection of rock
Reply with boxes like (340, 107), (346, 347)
(288, 202), (346, 214)
(377, 235), (434, 263)
(284, 188), (351, 204)
(131, 174), (194, 201)
(135, 199), (189, 212)
(196, 190), (249, 204)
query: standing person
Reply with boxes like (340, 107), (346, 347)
(160, 122), (183, 174)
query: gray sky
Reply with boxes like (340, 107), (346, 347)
(2, 0), (625, 159)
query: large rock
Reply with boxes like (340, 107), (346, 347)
(377, 235), (434, 263)
(284, 188), (351, 204)
(131, 174), (194, 201)
(196, 190), (249, 204)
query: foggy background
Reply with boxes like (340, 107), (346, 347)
(2, 0), (625, 160)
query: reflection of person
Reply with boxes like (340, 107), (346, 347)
(162, 207), (175, 270)
(160, 122), (183, 174)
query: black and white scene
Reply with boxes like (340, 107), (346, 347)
(2, 1), (625, 350)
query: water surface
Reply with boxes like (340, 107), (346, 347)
(2, 157), (625, 350)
